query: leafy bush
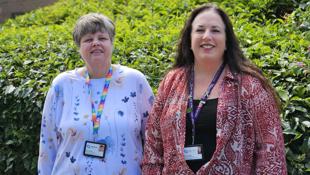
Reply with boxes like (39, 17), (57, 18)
(0, 0), (309, 174)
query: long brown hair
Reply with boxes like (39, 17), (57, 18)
(173, 3), (280, 108)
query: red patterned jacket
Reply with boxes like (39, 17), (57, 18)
(142, 66), (287, 175)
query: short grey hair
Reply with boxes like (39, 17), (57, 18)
(72, 13), (115, 47)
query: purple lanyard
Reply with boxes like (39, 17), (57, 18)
(188, 63), (225, 144)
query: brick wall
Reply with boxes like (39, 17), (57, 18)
(0, 0), (57, 23)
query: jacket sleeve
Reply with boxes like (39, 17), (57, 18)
(251, 81), (287, 174)
(38, 84), (63, 175)
(141, 77), (167, 175)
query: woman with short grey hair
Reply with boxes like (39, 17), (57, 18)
(38, 13), (154, 175)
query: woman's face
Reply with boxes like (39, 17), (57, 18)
(191, 9), (226, 63)
(79, 31), (113, 70)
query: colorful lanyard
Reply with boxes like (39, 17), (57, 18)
(84, 66), (113, 140)
(188, 63), (225, 144)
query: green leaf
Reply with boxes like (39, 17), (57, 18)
(302, 121), (310, 128)
(5, 140), (14, 145)
(295, 106), (308, 113)
(277, 89), (289, 101)
(4, 85), (15, 94)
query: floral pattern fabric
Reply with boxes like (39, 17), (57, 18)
(142, 66), (287, 175)
(38, 65), (154, 175)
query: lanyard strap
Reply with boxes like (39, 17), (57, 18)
(188, 63), (225, 144)
(84, 66), (113, 140)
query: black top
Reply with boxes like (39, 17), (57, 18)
(185, 98), (218, 173)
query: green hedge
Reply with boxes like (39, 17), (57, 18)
(0, 0), (309, 174)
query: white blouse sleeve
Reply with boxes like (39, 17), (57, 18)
(137, 74), (154, 142)
(38, 83), (63, 175)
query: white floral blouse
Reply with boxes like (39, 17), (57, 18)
(38, 65), (154, 175)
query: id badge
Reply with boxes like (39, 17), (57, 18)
(84, 141), (106, 158)
(184, 144), (204, 161)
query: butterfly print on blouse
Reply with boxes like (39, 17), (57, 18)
(130, 92), (136, 97)
(122, 96), (129, 103)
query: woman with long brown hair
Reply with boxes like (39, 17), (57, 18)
(142, 3), (286, 174)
